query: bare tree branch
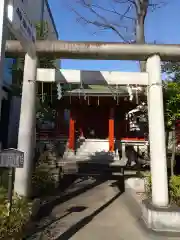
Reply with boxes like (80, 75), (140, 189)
(65, 0), (168, 70)
(67, 0), (166, 42)
(68, 2), (132, 42)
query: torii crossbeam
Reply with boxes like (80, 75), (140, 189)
(5, 40), (180, 61)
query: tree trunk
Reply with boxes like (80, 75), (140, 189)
(171, 123), (176, 176)
(136, 15), (146, 72)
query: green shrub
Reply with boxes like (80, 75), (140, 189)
(32, 165), (55, 192)
(169, 175), (180, 205)
(32, 150), (58, 195)
(0, 196), (31, 239)
(0, 168), (9, 189)
(144, 172), (152, 198)
(0, 186), (7, 202)
(145, 174), (180, 206)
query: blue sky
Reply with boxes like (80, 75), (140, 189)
(48, 0), (180, 72)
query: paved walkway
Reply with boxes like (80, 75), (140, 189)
(26, 178), (180, 240)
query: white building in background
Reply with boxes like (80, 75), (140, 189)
(1, 0), (59, 148)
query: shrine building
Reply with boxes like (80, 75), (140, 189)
(36, 69), (148, 152)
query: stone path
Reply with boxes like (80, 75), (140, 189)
(26, 178), (180, 240)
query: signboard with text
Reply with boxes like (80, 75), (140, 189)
(7, 0), (36, 55)
(0, 148), (24, 168)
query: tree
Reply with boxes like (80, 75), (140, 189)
(162, 62), (180, 128)
(162, 62), (180, 175)
(10, 21), (58, 124)
(162, 62), (180, 83)
(164, 82), (180, 127)
(35, 22), (58, 126)
(67, 0), (167, 71)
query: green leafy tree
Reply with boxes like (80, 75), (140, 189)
(162, 62), (180, 175)
(162, 62), (180, 83)
(162, 62), (180, 128)
(164, 82), (180, 127)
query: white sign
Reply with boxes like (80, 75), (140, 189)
(7, 0), (36, 55)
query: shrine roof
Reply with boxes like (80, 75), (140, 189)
(63, 85), (138, 97)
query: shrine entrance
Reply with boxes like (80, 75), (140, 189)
(77, 104), (109, 139)
(55, 84), (145, 153)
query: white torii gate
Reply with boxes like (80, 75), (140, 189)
(14, 54), (168, 210)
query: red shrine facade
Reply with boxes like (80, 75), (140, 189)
(53, 93), (147, 152)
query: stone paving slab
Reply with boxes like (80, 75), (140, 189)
(26, 179), (180, 240)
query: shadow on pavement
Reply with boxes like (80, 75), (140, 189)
(55, 190), (122, 239)
(27, 206), (88, 237)
(36, 177), (106, 219)
(25, 177), (107, 238)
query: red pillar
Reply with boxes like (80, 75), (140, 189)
(68, 111), (75, 150)
(109, 108), (114, 152)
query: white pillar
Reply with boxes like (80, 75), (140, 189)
(14, 53), (37, 197)
(146, 55), (169, 207)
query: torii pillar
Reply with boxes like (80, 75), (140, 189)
(14, 53), (37, 197)
(147, 55), (169, 207)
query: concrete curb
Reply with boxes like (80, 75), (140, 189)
(125, 179), (180, 235)
(125, 185), (142, 205)
(124, 181), (142, 219)
(142, 199), (180, 233)
(125, 177), (145, 206)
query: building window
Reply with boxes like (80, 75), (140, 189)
(4, 28), (17, 86)
(6, 28), (17, 40)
